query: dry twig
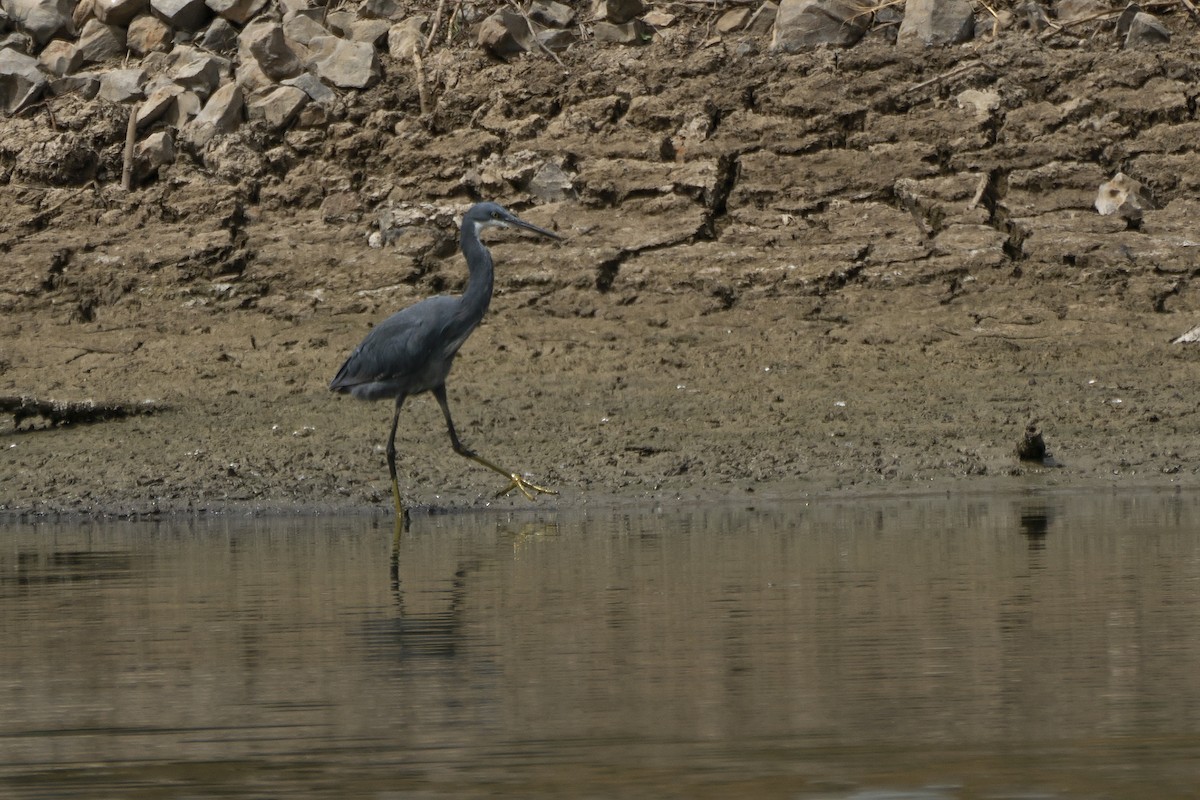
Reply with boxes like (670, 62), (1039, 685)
(423, 0), (448, 55)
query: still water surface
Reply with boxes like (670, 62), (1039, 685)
(2, 492), (1200, 798)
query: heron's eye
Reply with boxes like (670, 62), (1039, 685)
(491, 211), (502, 220)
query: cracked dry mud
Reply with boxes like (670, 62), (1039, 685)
(4, 27), (1200, 517)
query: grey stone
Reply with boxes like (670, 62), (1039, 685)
(898, 0), (974, 45)
(38, 39), (82, 75)
(150, 0), (209, 31)
(362, 0), (402, 20)
(593, 19), (651, 44)
(137, 82), (182, 125)
(306, 35), (379, 89)
(241, 21), (302, 80)
(1053, 0), (1104, 23)
(165, 88), (200, 125)
(94, 0), (146, 26)
(247, 83), (306, 128)
(187, 80), (242, 145)
(283, 12), (327, 45)
(530, 0), (574, 27)
(478, 9), (531, 56)
(199, 15), (238, 52)
(49, 71), (100, 99)
(2, 0), (72, 45)
(717, 7), (750, 32)
(76, 18), (126, 63)
(172, 50), (226, 97)
(745, 1), (778, 35)
(529, 161), (575, 202)
(323, 8), (354, 35)
(97, 67), (146, 102)
(536, 28), (575, 51)
(204, 0), (264, 24)
(350, 17), (391, 46)
(282, 69), (335, 104)
(1124, 11), (1169, 47)
(127, 13), (172, 53)
(136, 129), (174, 177)
(0, 46), (44, 111)
(234, 56), (273, 94)
(771, 0), (869, 51)
(387, 17), (423, 58)
(591, 0), (644, 24)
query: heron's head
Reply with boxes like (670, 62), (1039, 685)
(465, 202), (561, 240)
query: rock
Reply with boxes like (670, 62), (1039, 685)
(76, 18), (126, 63)
(530, 0), (574, 27)
(283, 70), (336, 105)
(150, 0), (209, 31)
(0, 46), (45, 112)
(643, 9), (675, 27)
(1053, 0), (1105, 23)
(1124, 11), (1169, 47)
(323, 9), (353, 35)
(592, 0), (644, 24)
(38, 39), (82, 75)
(137, 81), (181, 125)
(94, 0), (145, 26)
(529, 160), (576, 202)
(247, 83), (306, 128)
(956, 88), (1000, 120)
(362, 0), (401, 20)
(199, 16), (237, 52)
(478, 9), (532, 57)
(771, 0), (869, 51)
(173, 49), (227, 97)
(126, 13), (171, 53)
(350, 17), (391, 46)
(186, 80), (242, 146)
(279, 0), (319, 21)
(97, 67), (146, 102)
(49, 71), (100, 99)
(536, 28), (575, 51)
(135, 129), (174, 177)
(898, 0), (974, 45)
(717, 7), (750, 32)
(1016, 424), (1047, 462)
(70, 0), (93, 31)
(240, 21), (302, 80)
(387, 16), (424, 58)
(3, 0), (72, 45)
(234, 56), (273, 94)
(593, 19), (651, 44)
(1095, 172), (1148, 220)
(283, 12), (327, 45)
(745, 1), (778, 35)
(306, 35), (379, 89)
(204, 0), (265, 24)
(165, 88), (200, 125)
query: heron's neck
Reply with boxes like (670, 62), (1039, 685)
(458, 223), (494, 324)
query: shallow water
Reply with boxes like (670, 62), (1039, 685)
(2, 492), (1200, 799)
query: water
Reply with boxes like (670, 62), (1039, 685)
(2, 492), (1200, 799)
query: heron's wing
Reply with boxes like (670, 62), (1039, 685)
(329, 296), (459, 392)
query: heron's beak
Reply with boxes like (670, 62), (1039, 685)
(511, 216), (562, 241)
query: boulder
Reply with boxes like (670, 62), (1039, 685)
(38, 39), (82, 75)
(0, 46), (45, 112)
(126, 13), (171, 53)
(717, 7), (750, 32)
(97, 67), (146, 102)
(1124, 11), (1169, 47)
(593, 19), (651, 44)
(350, 17), (390, 46)
(173, 50), (226, 97)
(387, 16), (424, 58)
(478, 9), (531, 57)
(94, 0), (146, 26)
(186, 80), (242, 146)
(240, 21), (302, 80)
(898, 0), (974, 45)
(591, 0), (644, 24)
(165, 88), (200, 125)
(771, 0), (869, 51)
(2, 0), (72, 45)
(76, 18), (126, 63)
(283, 12), (327, 45)
(362, 0), (402, 20)
(745, 1), (778, 35)
(530, 0), (574, 27)
(306, 35), (379, 89)
(137, 81), (182, 125)
(1095, 172), (1149, 220)
(247, 83), (306, 128)
(135, 129), (174, 177)
(282, 70), (336, 105)
(199, 16), (238, 52)
(150, 0), (209, 31)
(204, 0), (265, 24)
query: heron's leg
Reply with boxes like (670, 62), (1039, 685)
(386, 395), (410, 524)
(432, 385), (556, 500)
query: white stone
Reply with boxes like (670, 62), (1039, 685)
(306, 35), (379, 89)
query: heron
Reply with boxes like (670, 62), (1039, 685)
(330, 201), (561, 518)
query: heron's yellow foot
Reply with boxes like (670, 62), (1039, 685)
(495, 473), (557, 500)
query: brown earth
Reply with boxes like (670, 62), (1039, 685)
(4, 15), (1200, 517)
